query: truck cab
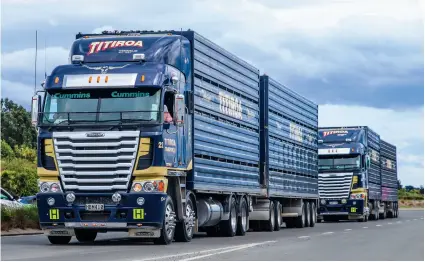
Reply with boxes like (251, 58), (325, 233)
(31, 31), (194, 245)
(317, 127), (372, 222)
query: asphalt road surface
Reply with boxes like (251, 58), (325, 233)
(2, 210), (423, 261)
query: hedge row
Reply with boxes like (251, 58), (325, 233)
(1, 205), (40, 231)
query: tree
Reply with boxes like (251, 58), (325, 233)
(405, 185), (415, 192)
(1, 98), (37, 149)
(420, 186), (424, 195)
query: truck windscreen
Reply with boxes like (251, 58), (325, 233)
(318, 155), (361, 171)
(42, 88), (161, 125)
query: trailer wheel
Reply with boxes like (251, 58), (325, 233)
(75, 229), (97, 243)
(309, 202), (316, 227)
(220, 197), (237, 237)
(47, 236), (72, 245)
(304, 202), (311, 227)
(379, 206), (387, 219)
(263, 201), (275, 231)
(395, 203), (399, 218)
(154, 196), (176, 245)
(274, 201), (282, 231)
(295, 202), (305, 228)
(175, 198), (195, 242)
(374, 204), (379, 220)
(236, 197), (249, 236)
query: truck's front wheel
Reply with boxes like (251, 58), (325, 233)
(47, 236), (72, 245)
(154, 196), (176, 245)
(75, 229), (97, 243)
(175, 198), (195, 242)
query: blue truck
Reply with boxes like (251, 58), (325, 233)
(317, 126), (398, 222)
(31, 30), (318, 245)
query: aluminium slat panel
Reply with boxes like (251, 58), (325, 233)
(382, 187), (398, 202)
(266, 76), (319, 198)
(191, 32), (261, 193)
(380, 139), (398, 189)
(368, 182), (382, 200)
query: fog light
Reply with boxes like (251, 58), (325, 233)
(137, 197), (145, 206)
(341, 199), (347, 204)
(47, 197), (55, 206)
(66, 193), (76, 203)
(320, 199), (326, 205)
(112, 192), (121, 203)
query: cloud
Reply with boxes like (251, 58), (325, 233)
(319, 104), (424, 186)
(2, 0), (422, 108)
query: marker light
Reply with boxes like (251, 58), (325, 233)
(54, 77), (60, 84)
(71, 55), (84, 62)
(133, 53), (145, 61)
(89, 76), (93, 83)
(140, 75), (145, 82)
(133, 183), (142, 192)
(105, 76), (109, 83)
(97, 76), (100, 83)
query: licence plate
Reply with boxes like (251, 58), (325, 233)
(85, 204), (104, 211)
(329, 201), (338, 205)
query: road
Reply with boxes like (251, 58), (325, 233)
(2, 210), (423, 261)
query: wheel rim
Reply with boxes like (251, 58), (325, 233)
(185, 202), (195, 237)
(231, 204), (237, 232)
(241, 202), (248, 230)
(302, 206), (305, 225)
(164, 203), (175, 239)
(270, 205), (275, 229)
(312, 204), (316, 223)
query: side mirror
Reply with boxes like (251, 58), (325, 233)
(173, 94), (185, 126)
(31, 95), (41, 127)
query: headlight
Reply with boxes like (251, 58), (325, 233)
(131, 180), (165, 192)
(39, 181), (62, 193)
(66, 193), (76, 203)
(350, 193), (365, 200)
(40, 182), (50, 193)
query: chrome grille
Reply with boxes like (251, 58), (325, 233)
(318, 172), (353, 199)
(53, 131), (140, 191)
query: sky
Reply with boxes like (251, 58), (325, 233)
(1, 0), (424, 186)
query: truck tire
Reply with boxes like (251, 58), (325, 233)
(236, 197), (249, 236)
(47, 236), (72, 245)
(295, 202), (305, 228)
(263, 201), (275, 232)
(75, 229), (97, 243)
(374, 205), (379, 220)
(309, 202), (316, 227)
(274, 201), (282, 231)
(154, 196), (176, 245)
(379, 206), (387, 220)
(175, 198), (195, 242)
(220, 197), (237, 237)
(304, 202), (311, 227)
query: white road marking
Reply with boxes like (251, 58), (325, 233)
(321, 232), (334, 235)
(388, 222), (393, 225)
(363, 227), (368, 229)
(406, 220), (410, 222)
(179, 241), (277, 261)
(140, 241), (276, 261)
(421, 218), (423, 220)
(413, 219), (417, 221)
(376, 224), (382, 227)
(344, 229), (352, 231)
(396, 221), (401, 223)
(298, 236), (310, 239)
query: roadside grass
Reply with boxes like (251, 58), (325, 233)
(1, 205), (40, 231)
(399, 199), (424, 209)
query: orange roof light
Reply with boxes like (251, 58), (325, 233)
(140, 75), (145, 82)
(88, 76), (93, 83)
(105, 75), (109, 83)
(54, 77), (59, 84)
(97, 76), (100, 83)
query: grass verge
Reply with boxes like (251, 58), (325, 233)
(1, 205), (40, 231)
